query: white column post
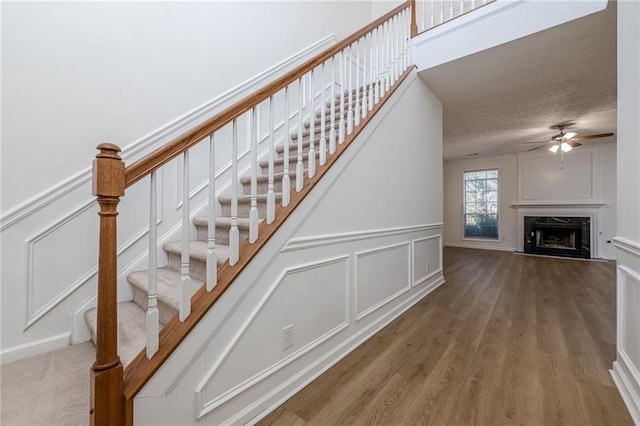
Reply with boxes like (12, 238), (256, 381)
(180, 151), (191, 321)
(282, 88), (291, 206)
(146, 170), (159, 358)
(207, 135), (218, 288)
(229, 120), (239, 265)
(266, 96), (276, 223)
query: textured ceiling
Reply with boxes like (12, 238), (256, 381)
(418, 1), (617, 160)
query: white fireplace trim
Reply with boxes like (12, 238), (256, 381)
(514, 206), (602, 259)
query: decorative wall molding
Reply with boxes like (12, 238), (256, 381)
(282, 223), (443, 252)
(614, 237), (640, 258)
(412, 234), (443, 287)
(510, 203), (607, 209)
(0, 34), (339, 231)
(354, 242), (411, 321)
(23, 175), (164, 331)
(243, 275), (446, 426)
(194, 255), (350, 419)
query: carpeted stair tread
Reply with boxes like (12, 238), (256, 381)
(193, 216), (254, 229)
(163, 240), (230, 265)
(218, 193), (283, 204)
(84, 301), (147, 367)
(128, 268), (205, 319)
(239, 170), (299, 184)
(260, 153), (310, 168)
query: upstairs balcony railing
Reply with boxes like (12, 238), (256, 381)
(414, 0), (496, 34)
(91, 2), (417, 424)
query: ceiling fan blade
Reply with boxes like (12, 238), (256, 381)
(522, 141), (550, 145)
(527, 144), (549, 151)
(567, 141), (582, 148)
(571, 132), (614, 142)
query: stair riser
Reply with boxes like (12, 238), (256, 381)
(131, 286), (177, 325)
(241, 177), (286, 195)
(167, 253), (207, 282)
(221, 200), (272, 218)
(261, 158), (310, 174)
(195, 223), (250, 246)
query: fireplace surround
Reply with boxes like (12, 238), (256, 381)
(523, 216), (591, 259)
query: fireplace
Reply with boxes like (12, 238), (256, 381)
(523, 216), (591, 259)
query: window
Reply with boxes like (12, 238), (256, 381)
(463, 169), (499, 239)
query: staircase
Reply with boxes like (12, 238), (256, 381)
(84, 94), (354, 366)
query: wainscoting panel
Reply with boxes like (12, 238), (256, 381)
(518, 149), (599, 203)
(194, 256), (349, 419)
(413, 234), (442, 287)
(355, 242), (411, 321)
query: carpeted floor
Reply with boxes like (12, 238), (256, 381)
(1, 342), (94, 425)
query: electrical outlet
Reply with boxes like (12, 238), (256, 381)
(425, 261), (430, 272)
(283, 324), (294, 350)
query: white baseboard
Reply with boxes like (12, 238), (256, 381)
(243, 275), (446, 426)
(0, 332), (70, 365)
(611, 359), (640, 425)
(444, 242), (516, 252)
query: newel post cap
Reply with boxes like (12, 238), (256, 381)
(92, 143), (125, 197)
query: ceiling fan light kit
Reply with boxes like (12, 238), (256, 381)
(524, 124), (614, 153)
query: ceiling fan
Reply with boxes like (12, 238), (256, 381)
(524, 125), (614, 153)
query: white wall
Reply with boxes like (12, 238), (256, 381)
(132, 72), (444, 425)
(370, 0), (405, 21)
(611, 1), (640, 423)
(443, 154), (517, 252)
(1, 1), (371, 214)
(0, 1), (373, 361)
(443, 144), (617, 259)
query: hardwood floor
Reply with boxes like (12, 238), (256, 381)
(258, 247), (632, 426)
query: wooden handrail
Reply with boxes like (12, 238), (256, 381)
(92, 4), (416, 424)
(124, 1), (413, 189)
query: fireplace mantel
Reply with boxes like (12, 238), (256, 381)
(511, 203), (607, 209)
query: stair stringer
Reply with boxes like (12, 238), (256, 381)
(132, 71), (445, 426)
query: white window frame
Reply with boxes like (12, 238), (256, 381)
(462, 168), (500, 242)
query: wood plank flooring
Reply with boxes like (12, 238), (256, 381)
(258, 247), (632, 426)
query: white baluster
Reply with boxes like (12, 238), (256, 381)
(369, 31), (374, 111)
(207, 135), (218, 289)
(249, 109), (259, 242)
(329, 57), (337, 155)
(355, 39), (361, 127)
(374, 26), (381, 104)
(421, 0), (426, 32)
(339, 52), (346, 144)
(385, 20), (391, 93)
(440, 0), (445, 24)
(472, 0), (476, 8)
(347, 46), (354, 135)
(308, 69), (316, 178)
(406, 10), (412, 67)
(361, 34), (368, 120)
(267, 96), (275, 223)
(229, 120), (239, 265)
(282, 89), (291, 206)
(449, 0), (454, 20)
(400, 11), (407, 71)
(296, 77), (304, 191)
(393, 15), (399, 83)
(460, 0), (464, 15)
(146, 170), (159, 358)
(320, 63), (327, 166)
(430, 0), (435, 28)
(180, 151), (191, 321)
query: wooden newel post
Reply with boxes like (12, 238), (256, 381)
(410, 0), (418, 37)
(90, 143), (125, 426)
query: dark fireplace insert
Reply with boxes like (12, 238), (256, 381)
(523, 216), (591, 259)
